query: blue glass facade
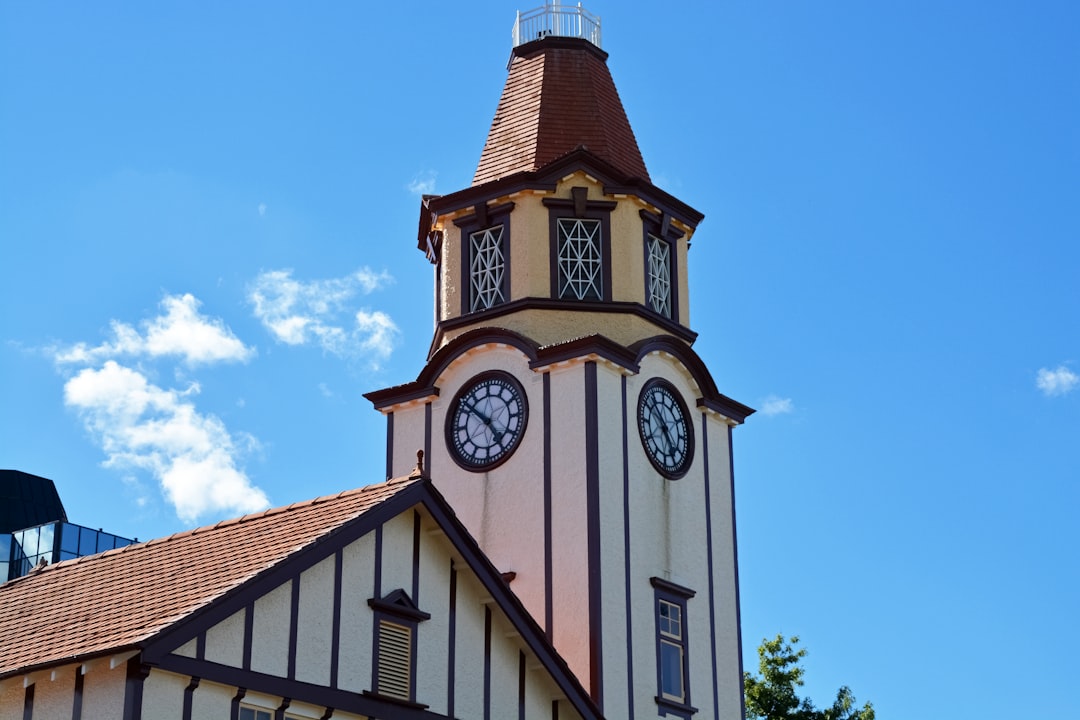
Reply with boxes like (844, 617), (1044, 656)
(1, 521), (134, 582)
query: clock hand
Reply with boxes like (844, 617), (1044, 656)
(651, 405), (674, 452)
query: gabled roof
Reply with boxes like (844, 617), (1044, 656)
(0, 471), (602, 719)
(473, 36), (648, 186)
(0, 475), (415, 679)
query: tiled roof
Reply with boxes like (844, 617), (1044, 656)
(473, 37), (649, 186)
(0, 475), (420, 679)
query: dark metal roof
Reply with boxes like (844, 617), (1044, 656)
(0, 470), (67, 533)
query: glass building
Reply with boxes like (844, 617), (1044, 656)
(0, 470), (135, 582)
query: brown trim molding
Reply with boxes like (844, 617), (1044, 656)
(701, 412), (721, 717)
(122, 657), (149, 720)
(629, 336), (755, 425)
(428, 148), (703, 232)
(584, 361), (603, 710)
(435, 296), (698, 346)
(160, 654), (445, 720)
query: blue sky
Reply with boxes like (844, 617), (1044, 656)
(2, 2), (1077, 717)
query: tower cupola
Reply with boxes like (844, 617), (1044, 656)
(417, 3), (705, 355)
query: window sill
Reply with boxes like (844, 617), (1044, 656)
(655, 695), (698, 718)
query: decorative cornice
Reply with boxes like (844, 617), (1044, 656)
(433, 296), (698, 347)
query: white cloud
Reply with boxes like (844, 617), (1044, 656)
(55, 293), (254, 367)
(258, 202), (267, 216)
(1036, 365), (1079, 397)
(64, 361), (270, 522)
(248, 268), (398, 362)
(760, 395), (795, 416)
(407, 171), (437, 196)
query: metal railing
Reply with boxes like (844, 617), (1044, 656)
(512, 2), (602, 49)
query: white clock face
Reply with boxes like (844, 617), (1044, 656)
(447, 372), (528, 471)
(638, 379), (693, 478)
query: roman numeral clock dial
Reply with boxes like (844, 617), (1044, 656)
(638, 379), (694, 478)
(447, 372), (529, 471)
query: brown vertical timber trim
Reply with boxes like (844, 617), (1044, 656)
(242, 602), (254, 671)
(230, 688), (246, 720)
(371, 524), (384, 691)
(551, 699), (559, 720)
(22, 682), (32, 720)
(72, 667), (84, 720)
(729, 425), (748, 720)
(122, 657), (149, 720)
(702, 412), (720, 717)
(385, 412), (394, 480)
(483, 606), (493, 720)
(412, 510), (422, 604)
(542, 371), (554, 640)
(330, 549), (343, 688)
(373, 525), (383, 597)
(448, 560), (457, 718)
(195, 631), (206, 660)
(584, 360), (603, 710)
(288, 576), (300, 680)
(274, 698), (291, 720)
(518, 650), (527, 720)
(621, 375), (635, 717)
(181, 677), (199, 720)
(424, 402), (433, 477)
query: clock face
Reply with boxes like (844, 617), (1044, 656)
(638, 379), (693, 478)
(447, 372), (529, 471)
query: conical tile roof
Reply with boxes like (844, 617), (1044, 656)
(473, 36), (649, 186)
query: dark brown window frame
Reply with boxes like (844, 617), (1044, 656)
(454, 201), (515, 318)
(651, 577), (698, 718)
(640, 209), (684, 324)
(544, 187), (617, 303)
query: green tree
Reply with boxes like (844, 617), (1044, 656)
(744, 634), (875, 720)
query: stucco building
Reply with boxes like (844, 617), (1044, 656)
(0, 5), (753, 719)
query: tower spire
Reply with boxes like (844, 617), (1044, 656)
(474, 5), (647, 186)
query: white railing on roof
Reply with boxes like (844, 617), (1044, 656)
(512, 2), (602, 49)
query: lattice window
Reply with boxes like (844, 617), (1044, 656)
(470, 225), (506, 311)
(658, 600), (685, 701)
(647, 234), (672, 318)
(557, 218), (603, 300)
(376, 619), (413, 700)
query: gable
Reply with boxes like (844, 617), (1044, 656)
(145, 501), (594, 719)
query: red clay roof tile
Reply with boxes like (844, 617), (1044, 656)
(0, 475), (420, 679)
(473, 37), (648, 186)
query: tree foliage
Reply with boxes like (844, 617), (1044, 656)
(744, 634), (875, 720)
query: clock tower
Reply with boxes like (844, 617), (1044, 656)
(366, 6), (753, 718)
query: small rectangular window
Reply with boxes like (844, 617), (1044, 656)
(238, 707), (272, 720)
(470, 225), (507, 311)
(652, 577), (697, 716)
(647, 234), (672, 318)
(557, 218), (603, 300)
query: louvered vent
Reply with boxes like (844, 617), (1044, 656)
(377, 619), (413, 700)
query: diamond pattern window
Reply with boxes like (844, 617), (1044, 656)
(469, 225), (506, 311)
(647, 234), (672, 318)
(557, 218), (603, 300)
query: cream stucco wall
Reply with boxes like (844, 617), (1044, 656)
(206, 606), (245, 667)
(338, 530), (376, 694)
(141, 668), (188, 720)
(250, 580), (292, 677)
(435, 173), (694, 349)
(296, 554), (336, 686)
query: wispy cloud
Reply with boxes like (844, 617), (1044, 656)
(258, 202), (267, 217)
(63, 361), (269, 523)
(1036, 365), (1079, 397)
(760, 395), (795, 416)
(53, 293), (268, 523)
(248, 268), (399, 364)
(407, 170), (437, 196)
(55, 293), (254, 366)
